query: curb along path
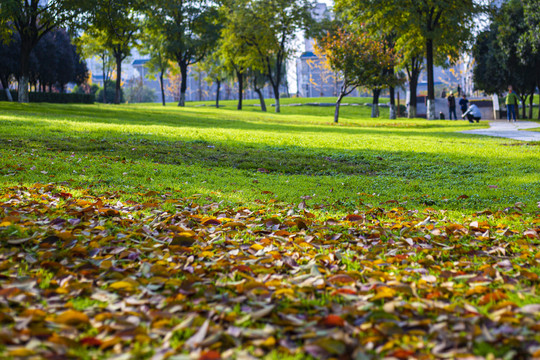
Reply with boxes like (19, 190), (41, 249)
(462, 120), (540, 142)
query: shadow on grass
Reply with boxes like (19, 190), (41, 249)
(1, 103), (482, 141)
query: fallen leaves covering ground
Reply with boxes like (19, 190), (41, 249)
(1, 184), (540, 359)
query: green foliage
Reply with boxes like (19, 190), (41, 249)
(473, 0), (539, 118)
(85, 0), (144, 104)
(219, 0), (312, 112)
(148, 0), (222, 106)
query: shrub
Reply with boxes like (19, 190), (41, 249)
(96, 80), (123, 103)
(125, 80), (157, 103)
(0, 90), (94, 104)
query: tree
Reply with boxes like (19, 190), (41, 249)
(0, 0), (88, 103)
(521, 0), (540, 119)
(315, 28), (397, 123)
(76, 31), (114, 104)
(247, 67), (268, 112)
(222, 0), (312, 113)
(149, 0), (221, 107)
(86, 0), (143, 104)
(199, 54), (229, 108)
(217, 23), (255, 111)
(140, 29), (170, 106)
(473, 0), (539, 119)
(336, 0), (481, 119)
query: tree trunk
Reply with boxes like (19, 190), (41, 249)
(160, 70), (166, 106)
(371, 89), (380, 118)
(215, 80), (221, 108)
(426, 38), (436, 120)
(18, 43), (32, 103)
(236, 70), (243, 110)
(528, 91), (534, 120)
(102, 60), (107, 104)
(1, 76), (12, 102)
(334, 92), (345, 123)
(389, 86), (396, 119)
(408, 66), (420, 119)
(521, 96), (526, 119)
(538, 81), (540, 120)
(272, 84), (280, 113)
(255, 89), (267, 112)
(178, 63), (188, 107)
(115, 54), (122, 104)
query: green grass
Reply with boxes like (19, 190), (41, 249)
(0, 99), (539, 215)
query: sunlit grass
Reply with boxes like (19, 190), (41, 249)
(0, 100), (539, 214)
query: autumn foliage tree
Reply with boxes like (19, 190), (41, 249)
(315, 28), (397, 123)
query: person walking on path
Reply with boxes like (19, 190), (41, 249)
(462, 103), (482, 123)
(447, 91), (457, 120)
(505, 86), (520, 122)
(459, 94), (469, 116)
(457, 85), (462, 97)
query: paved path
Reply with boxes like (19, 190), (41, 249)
(462, 120), (540, 141)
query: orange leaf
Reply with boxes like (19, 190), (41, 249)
(321, 314), (345, 327)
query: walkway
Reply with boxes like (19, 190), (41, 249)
(462, 120), (540, 141)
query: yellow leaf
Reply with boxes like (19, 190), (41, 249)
(273, 288), (295, 299)
(250, 243), (264, 251)
(55, 310), (90, 326)
(109, 280), (137, 291)
(8, 348), (35, 357)
(372, 287), (396, 300)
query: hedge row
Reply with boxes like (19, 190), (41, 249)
(0, 90), (94, 104)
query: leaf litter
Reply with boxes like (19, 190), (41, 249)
(0, 184), (540, 359)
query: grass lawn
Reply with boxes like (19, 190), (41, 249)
(1, 99), (540, 359)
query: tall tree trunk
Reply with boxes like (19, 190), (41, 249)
(521, 96), (526, 119)
(255, 88), (267, 112)
(160, 70), (166, 106)
(407, 63), (420, 119)
(236, 70), (243, 110)
(538, 81), (540, 120)
(371, 89), (380, 118)
(215, 80), (221, 108)
(334, 91), (345, 123)
(102, 60), (107, 104)
(216, 79), (221, 109)
(115, 54), (122, 104)
(426, 38), (435, 120)
(18, 43), (32, 103)
(528, 90), (534, 120)
(1, 76), (13, 102)
(272, 84), (280, 113)
(178, 63), (188, 107)
(389, 86), (396, 119)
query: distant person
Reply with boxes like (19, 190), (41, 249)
(447, 91), (457, 120)
(459, 94), (469, 115)
(457, 85), (462, 97)
(462, 104), (482, 123)
(441, 89), (447, 98)
(505, 86), (520, 123)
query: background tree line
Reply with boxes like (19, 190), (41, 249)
(0, 28), (88, 101)
(1, 0), (538, 120)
